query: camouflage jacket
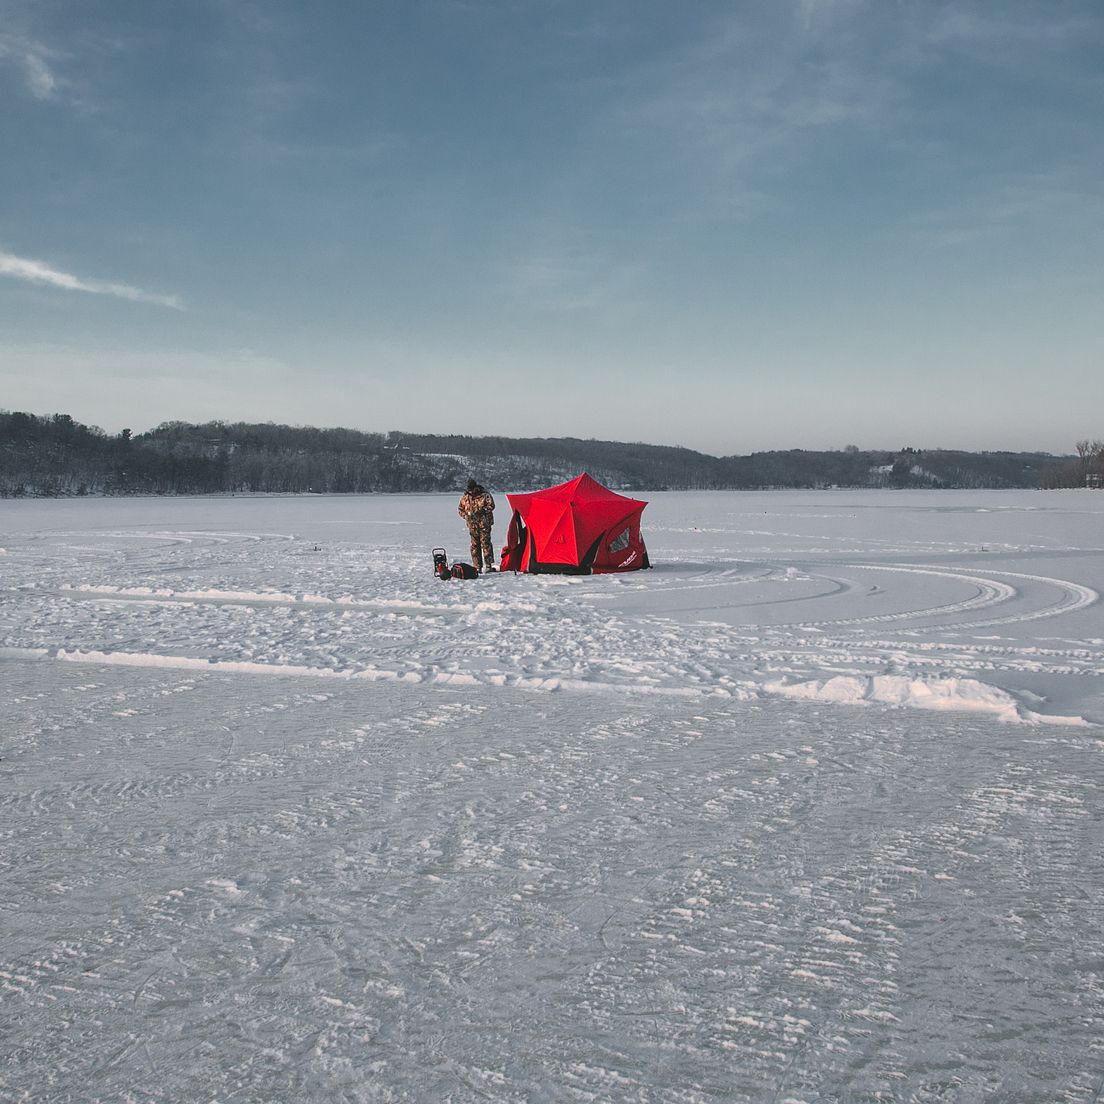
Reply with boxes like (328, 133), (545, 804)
(458, 490), (495, 521)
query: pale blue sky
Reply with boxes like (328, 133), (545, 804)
(1, 0), (1101, 454)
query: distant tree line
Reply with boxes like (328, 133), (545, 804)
(0, 414), (451, 496)
(0, 410), (1077, 498)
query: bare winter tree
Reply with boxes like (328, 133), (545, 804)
(1074, 440), (1104, 487)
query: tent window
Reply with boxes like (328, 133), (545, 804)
(608, 527), (630, 553)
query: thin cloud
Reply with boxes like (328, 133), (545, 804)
(901, 175), (1104, 250)
(926, 7), (1098, 49)
(0, 32), (62, 100)
(503, 242), (644, 314)
(596, 4), (899, 213)
(0, 250), (184, 310)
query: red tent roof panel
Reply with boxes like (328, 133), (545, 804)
(506, 473), (646, 516)
(501, 472), (650, 574)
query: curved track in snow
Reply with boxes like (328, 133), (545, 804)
(769, 562), (1018, 628)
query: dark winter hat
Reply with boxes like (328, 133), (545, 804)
(466, 478), (479, 491)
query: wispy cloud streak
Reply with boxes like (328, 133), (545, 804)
(503, 243), (643, 314)
(0, 251), (184, 309)
(0, 32), (62, 100)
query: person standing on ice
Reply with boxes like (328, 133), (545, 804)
(458, 478), (496, 573)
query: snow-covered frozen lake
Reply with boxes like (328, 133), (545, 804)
(3, 490), (1103, 1102)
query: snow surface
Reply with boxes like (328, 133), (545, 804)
(2, 489), (1104, 1102)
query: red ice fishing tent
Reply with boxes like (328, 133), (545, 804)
(499, 473), (651, 574)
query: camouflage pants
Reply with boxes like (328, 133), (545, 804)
(467, 517), (494, 571)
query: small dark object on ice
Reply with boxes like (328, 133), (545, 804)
(432, 547), (451, 581)
(433, 547), (481, 580)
